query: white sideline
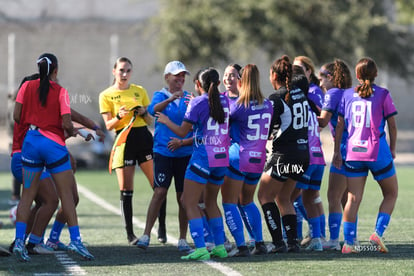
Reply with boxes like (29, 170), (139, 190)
(77, 184), (242, 276)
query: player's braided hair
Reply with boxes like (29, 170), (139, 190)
(355, 57), (377, 98)
(323, 59), (352, 89)
(271, 55), (293, 103)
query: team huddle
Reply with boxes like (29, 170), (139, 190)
(8, 53), (398, 262)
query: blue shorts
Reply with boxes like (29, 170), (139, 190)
(344, 139), (396, 181)
(185, 150), (226, 185)
(329, 162), (347, 175)
(153, 153), (190, 192)
(11, 152), (50, 184)
(296, 164), (325, 190)
(21, 130), (72, 175)
(225, 144), (261, 185)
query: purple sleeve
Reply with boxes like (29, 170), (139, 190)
(308, 84), (324, 108)
(322, 88), (343, 113)
(383, 90), (397, 119)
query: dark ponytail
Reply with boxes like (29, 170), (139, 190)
(271, 55), (293, 103)
(37, 53), (58, 106)
(199, 68), (224, 124)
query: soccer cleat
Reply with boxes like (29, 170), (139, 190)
(287, 241), (300, 253)
(232, 245), (250, 257)
(269, 240), (287, 253)
(27, 242), (55, 255)
(251, 241), (268, 255)
(305, 238), (323, 252)
(247, 239), (256, 250)
(128, 235), (139, 246)
(46, 239), (68, 251)
(369, 232), (388, 253)
(68, 240), (94, 260)
(137, 235), (150, 250)
(13, 239), (30, 262)
(158, 224), (167, 244)
(210, 244), (228, 258)
(205, 242), (215, 252)
(224, 239), (234, 252)
(322, 239), (341, 251)
(181, 247), (210, 261)
(177, 239), (192, 252)
(341, 242), (358, 254)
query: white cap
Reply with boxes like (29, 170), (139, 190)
(164, 61), (190, 76)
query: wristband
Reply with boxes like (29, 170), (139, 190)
(116, 113), (121, 120)
(180, 139), (183, 146)
(92, 125), (100, 131)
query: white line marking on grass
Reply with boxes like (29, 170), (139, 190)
(77, 184), (242, 276)
(34, 252), (86, 276)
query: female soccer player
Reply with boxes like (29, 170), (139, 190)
(292, 56), (326, 245)
(99, 57), (154, 246)
(156, 67), (230, 261)
(291, 65), (326, 251)
(222, 64), (273, 256)
(317, 59), (352, 250)
(333, 57), (398, 253)
(13, 53), (93, 261)
(258, 55), (310, 253)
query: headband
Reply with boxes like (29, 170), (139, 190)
(37, 57), (52, 75)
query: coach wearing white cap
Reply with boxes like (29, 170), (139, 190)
(136, 61), (193, 252)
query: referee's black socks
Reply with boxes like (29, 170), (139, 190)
(120, 190), (134, 239)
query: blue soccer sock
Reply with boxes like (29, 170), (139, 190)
(201, 215), (214, 243)
(238, 203), (255, 241)
(28, 233), (43, 245)
(15, 221), (27, 241)
(343, 221), (356, 245)
(241, 202), (263, 242)
(375, 212), (391, 237)
(223, 203), (245, 247)
(188, 218), (206, 248)
(319, 214), (326, 238)
(209, 217), (225, 246)
(49, 220), (65, 242)
(294, 195), (308, 221)
(328, 213), (342, 240)
(189, 218), (206, 249)
(68, 225), (81, 242)
(308, 216), (321, 239)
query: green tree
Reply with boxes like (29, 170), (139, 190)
(154, 0), (414, 75)
(395, 0), (414, 24)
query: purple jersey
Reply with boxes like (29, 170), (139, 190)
(339, 85), (397, 161)
(184, 93), (230, 167)
(322, 87), (348, 144)
(308, 107), (325, 165)
(308, 83), (324, 109)
(230, 99), (273, 173)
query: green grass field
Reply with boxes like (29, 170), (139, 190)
(1, 167), (413, 275)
